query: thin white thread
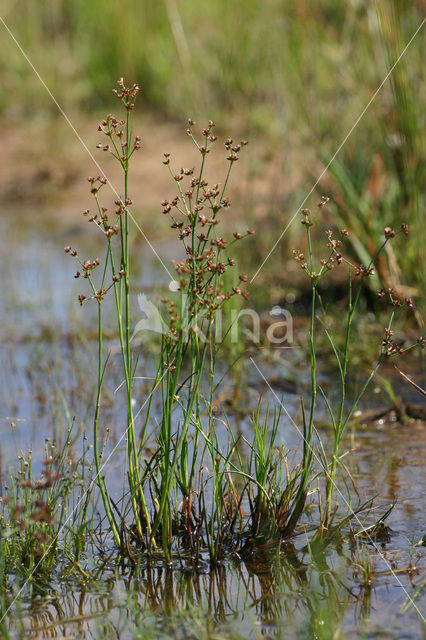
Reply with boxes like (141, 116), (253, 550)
(0, 369), (166, 623)
(249, 356), (425, 622)
(250, 18), (425, 283)
(0, 15), (174, 282)
(1, 7), (423, 625)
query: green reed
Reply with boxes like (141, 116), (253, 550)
(65, 79), (151, 547)
(292, 204), (419, 530)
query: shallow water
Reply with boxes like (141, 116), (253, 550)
(0, 208), (424, 638)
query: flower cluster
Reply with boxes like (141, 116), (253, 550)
(82, 188), (131, 238)
(112, 77), (140, 110)
(73, 257), (100, 279)
(376, 287), (414, 309)
(64, 241), (120, 305)
(293, 199), (351, 281)
(294, 208), (413, 292)
(161, 120), (253, 329)
(354, 264), (375, 277)
(97, 116), (141, 165)
(97, 80), (141, 168)
(380, 325), (422, 360)
(381, 327), (404, 357)
(64, 80), (141, 308)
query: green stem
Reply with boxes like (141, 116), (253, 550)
(93, 302), (121, 546)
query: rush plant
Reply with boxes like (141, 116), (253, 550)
(292, 203), (420, 530)
(141, 119), (253, 561)
(65, 80), (254, 560)
(64, 79), (421, 566)
(65, 79), (148, 547)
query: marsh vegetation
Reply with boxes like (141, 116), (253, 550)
(0, 2), (424, 638)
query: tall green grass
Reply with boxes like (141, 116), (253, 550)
(2, 1), (423, 133)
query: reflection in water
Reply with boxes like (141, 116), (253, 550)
(8, 537), (423, 640)
(14, 546), (347, 639)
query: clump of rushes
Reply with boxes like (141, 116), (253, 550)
(5, 456), (57, 581)
(293, 203), (421, 531)
(65, 80), (420, 564)
(66, 82), (254, 560)
(145, 120), (253, 562)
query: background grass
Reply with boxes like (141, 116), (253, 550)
(0, 0), (424, 294)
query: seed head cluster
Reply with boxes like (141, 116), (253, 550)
(293, 199), (349, 282)
(294, 206), (413, 291)
(376, 287), (414, 310)
(64, 79), (140, 306)
(161, 119), (253, 330)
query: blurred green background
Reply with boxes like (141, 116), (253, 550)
(0, 0), (424, 299)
